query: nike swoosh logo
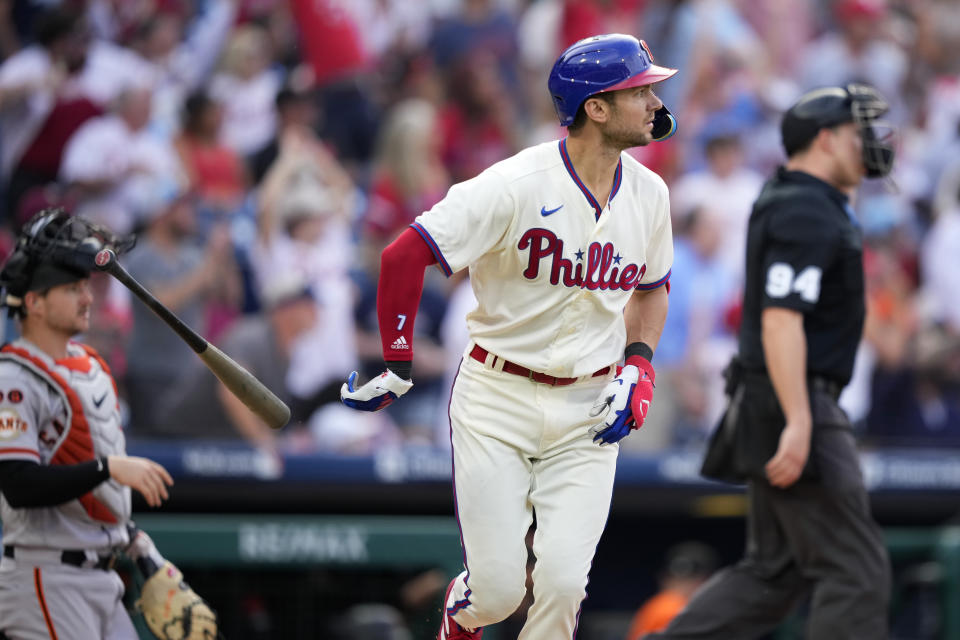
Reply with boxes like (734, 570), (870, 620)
(93, 392), (107, 409)
(540, 205), (563, 217)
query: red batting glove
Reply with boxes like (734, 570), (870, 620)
(626, 355), (655, 428)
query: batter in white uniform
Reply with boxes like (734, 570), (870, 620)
(0, 210), (174, 639)
(342, 34), (679, 639)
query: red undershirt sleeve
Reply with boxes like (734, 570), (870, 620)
(377, 227), (439, 365)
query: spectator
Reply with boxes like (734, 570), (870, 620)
(247, 79), (320, 185)
(626, 542), (719, 639)
(428, 0), (519, 92)
(558, 0), (644, 49)
(255, 1), (304, 73)
(288, 0), (379, 169)
(861, 191), (960, 445)
(344, 0), (434, 65)
(361, 98), (449, 270)
(864, 323), (960, 445)
(738, 0), (815, 78)
(922, 190), (960, 331)
(123, 0), (237, 136)
(210, 24), (282, 159)
(157, 276), (313, 473)
(629, 206), (739, 450)
(0, 5), (98, 221)
(670, 133), (763, 284)
(83, 269), (133, 387)
(437, 51), (520, 183)
(0, 0), (18, 59)
(515, 0), (565, 145)
(252, 129), (359, 410)
(640, 0), (767, 124)
(797, 0), (907, 120)
(59, 84), (181, 234)
(174, 91), (249, 218)
(123, 178), (240, 434)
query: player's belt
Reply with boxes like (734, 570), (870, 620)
(3, 545), (113, 570)
(470, 344), (611, 386)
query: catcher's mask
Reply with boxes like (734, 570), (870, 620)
(0, 208), (135, 316)
(781, 83), (896, 178)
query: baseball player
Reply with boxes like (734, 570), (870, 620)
(342, 34), (678, 639)
(0, 209), (216, 639)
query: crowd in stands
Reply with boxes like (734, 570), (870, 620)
(1, 0), (959, 459)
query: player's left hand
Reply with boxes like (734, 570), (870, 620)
(588, 356), (655, 445)
(340, 369), (414, 412)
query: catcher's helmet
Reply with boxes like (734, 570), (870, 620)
(0, 208), (134, 314)
(781, 83), (895, 178)
(548, 33), (678, 139)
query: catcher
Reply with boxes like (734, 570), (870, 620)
(0, 209), (218, 639)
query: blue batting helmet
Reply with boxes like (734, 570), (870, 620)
(548, 34), (678, 139)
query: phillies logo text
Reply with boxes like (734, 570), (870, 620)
(518, 229), (645, 290)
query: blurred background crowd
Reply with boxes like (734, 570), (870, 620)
(1, 0), (959, 461)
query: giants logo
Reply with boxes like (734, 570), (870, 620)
(0, 408), (28, 439)
(518, 229), (645, 290)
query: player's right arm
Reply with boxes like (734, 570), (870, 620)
(341, 168), (514, 412)
(340, 228), (436, 411)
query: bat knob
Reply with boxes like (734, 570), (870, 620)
(94, 249), (116, 270)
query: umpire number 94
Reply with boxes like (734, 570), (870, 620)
(765, 263), (822, 303)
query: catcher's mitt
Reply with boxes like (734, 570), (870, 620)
(136, 561), (219, 640)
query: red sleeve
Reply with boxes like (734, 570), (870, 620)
(378, 227), (438, 362)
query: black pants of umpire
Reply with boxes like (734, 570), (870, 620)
(647, 426), (890, 640)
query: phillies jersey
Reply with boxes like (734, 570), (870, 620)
(412, 138), (673, 378)
(0, 338), (130, 550)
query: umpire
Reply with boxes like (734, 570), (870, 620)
(647, 84), (895, 640)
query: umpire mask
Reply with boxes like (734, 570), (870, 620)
(782, 83), (896, 179)
(848, 84), (896, 178)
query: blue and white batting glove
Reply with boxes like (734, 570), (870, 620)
(340, 369), (414, 412)
(588, 356), (655, 445)
(589, 364), (639, 445)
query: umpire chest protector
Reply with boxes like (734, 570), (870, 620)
(737, 168), (865, 387)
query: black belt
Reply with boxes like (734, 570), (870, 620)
(742, 369), (843, 401)
(3, 545), (113, 570)
(809, 375), (843, 400)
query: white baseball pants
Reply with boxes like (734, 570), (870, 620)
(445, 346), (618, 639)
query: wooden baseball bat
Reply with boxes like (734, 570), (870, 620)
(94, 249), (290, 430)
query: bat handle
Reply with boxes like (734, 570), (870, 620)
(95, 248), (207, 353)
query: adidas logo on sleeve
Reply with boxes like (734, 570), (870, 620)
(391, 336), (410, 350)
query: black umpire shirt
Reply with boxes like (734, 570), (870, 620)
(738, 167), (865, 387)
